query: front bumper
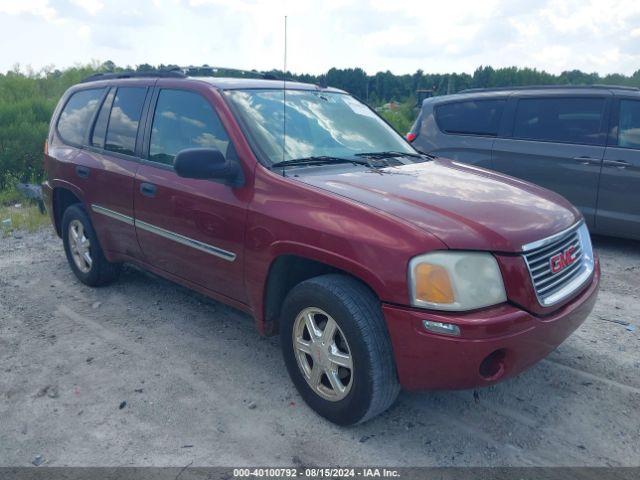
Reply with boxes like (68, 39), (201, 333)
(383, 259), (600, 391)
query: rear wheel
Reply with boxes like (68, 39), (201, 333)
(62, 204), (121, 286)
(280, 274), (400, 425)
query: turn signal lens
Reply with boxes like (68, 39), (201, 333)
(423, 320), (460, 336)
(414, 263), (454, 304)
(406, 132), (417, 142)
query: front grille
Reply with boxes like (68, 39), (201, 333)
(523, 222), (594, 307)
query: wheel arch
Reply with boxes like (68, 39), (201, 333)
(259, 248), (385, 336)
(51, 182), (84, 237)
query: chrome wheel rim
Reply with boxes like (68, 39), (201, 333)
(292, 307), (353, 402)
(68, 219), (92, 273)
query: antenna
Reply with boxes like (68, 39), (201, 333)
(282, 15), (288, 174)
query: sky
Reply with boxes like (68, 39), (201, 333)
(1, 0), (639, 76)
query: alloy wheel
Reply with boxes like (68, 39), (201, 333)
(68, 219), (92, 273)
(292, 307), (353, 401)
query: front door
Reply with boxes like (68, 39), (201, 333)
(133, 86), (249, 303)
(597, 98), (640, 239)
(492, 96), (608, 228)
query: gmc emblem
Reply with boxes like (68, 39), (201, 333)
(550, 246), (576, 273)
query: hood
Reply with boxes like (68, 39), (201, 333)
(295, 159), (581, 253)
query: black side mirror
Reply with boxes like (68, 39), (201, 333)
(174, 148), (244, 187)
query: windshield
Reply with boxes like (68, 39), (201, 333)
(224, 89), (416, 164)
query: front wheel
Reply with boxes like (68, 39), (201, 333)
(280, 274), (400, 425)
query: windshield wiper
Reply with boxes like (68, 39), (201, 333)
(355, 150), (436, 160)
(271, 156), (371, 169)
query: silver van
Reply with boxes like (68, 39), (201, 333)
(408, 85), (640, 240)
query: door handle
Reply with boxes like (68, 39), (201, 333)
(140, 182), (157, 197)
(603, 159), (631, 169)
(75, 165), (90, 178)
(572, 156), (601, 166)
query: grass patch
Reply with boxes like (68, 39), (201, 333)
(0, 185), (22, 206)
(1, 203), (50, 237)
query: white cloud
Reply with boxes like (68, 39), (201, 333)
(69, 0), (104, 16)
(78, 24), (91, 39)
(1, 0), (640, 75)
(0, 0), (56, 21)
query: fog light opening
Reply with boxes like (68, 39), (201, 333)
(479, 349), (506, 380)
(422, 320), (460, 336)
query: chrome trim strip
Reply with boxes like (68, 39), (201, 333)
(91, 204), (134, 225)
(540, 264), (594, 306)
(91, 204), (236, 262)
(521, 220), (584, 252)
(134, 219), (236, 262)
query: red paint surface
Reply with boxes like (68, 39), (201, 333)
(43, 77), (600, 391)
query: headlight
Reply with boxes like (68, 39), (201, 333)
(408, 251), (507, 311)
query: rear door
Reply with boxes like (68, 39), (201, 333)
(133, 83), (248, 303)
(415, 98), (506, 168)
(596, 97), (640, 239)
(84, 84), (150, 259)
(492, 94), (609, 228)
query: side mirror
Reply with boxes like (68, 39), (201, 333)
(174, 148), (244, 187)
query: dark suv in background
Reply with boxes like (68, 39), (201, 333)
(408, 86), (640, 240)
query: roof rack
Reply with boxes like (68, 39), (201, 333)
(81, 65), (278, 83)
(180, 66), (278, 80)
(80, 69), (186, 83)
(459, 84), (640, 93)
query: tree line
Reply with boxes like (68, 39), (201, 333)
(1, 61), (640, 190)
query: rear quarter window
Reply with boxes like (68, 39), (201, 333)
(57, 88), (106, 145)
(435, 99), (506, 136)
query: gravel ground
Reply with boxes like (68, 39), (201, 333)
(0, 227), (639, 467)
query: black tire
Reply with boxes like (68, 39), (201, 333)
(61, 204), (121, 287)
(280, 274), (400, 425)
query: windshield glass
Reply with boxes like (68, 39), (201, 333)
(224, 89), (415, 164)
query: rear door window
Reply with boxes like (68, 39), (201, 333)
(105, 87), (147, 156)
(435, 99), (506, 136)
(513, 97), (606, 145)
(91, 88), (115, 148)
(618, 99), (640, 149)
(57, 88), (106, 145)
(148, 89), (230, 166)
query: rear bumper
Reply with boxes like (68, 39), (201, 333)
(383, 259), (600, 391)
(41, 181), (57, 235)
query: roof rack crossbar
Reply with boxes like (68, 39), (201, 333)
(459, 84), (639, 93)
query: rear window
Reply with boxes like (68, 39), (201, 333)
(618, 99), (640, 149)
(513, 97), (606, 145)
(57, 88), (105, 145)
(105, 87), (147, 156)
(435, 99), (506, 136)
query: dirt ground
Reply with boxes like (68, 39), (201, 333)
(0, 227), (639, 467)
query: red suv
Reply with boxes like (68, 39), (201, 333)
(43, 71), (599, 425)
